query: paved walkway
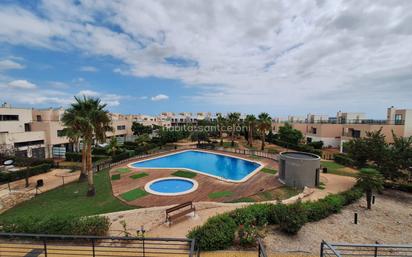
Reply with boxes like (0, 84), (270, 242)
(106, 173), (356, 238)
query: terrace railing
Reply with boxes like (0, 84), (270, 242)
(321, 241), (412, 257)
(0, 232), (198, 257)
(257, 237), (268, 257)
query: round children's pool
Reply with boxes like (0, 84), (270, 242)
(144, 177), (198, 196)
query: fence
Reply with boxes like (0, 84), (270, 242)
(321, 241), (412, 257)
(257, 238), (268, 257)
(197, 144), (279, 161)
(0, 232), (197, 257)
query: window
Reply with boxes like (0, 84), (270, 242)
(352, 130), (361, 138)
(14, 140), (44, 148)
(57, 130), (65, 137)
(0, 115), (19, 121)
(311, 127), (317, 134)
(24, 123), (31, 132)
(395, 114), (403, 125)
(117, 125), (126, 130)
(36, 115), (42, 121)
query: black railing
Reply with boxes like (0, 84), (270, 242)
(197, 144), (279, 161)
(274, 119), (405, 125)
(257, 238), (268, 257)
(0, 232), (196, 257)
(321, 241), (412, 257)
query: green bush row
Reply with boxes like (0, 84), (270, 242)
(334, 153), (355, 167)
(0, 163), (53, 183)
(111, 152), (131, 163)
(187, 186), (363, 251)
(65, 152), (109, 162)
(270, 139), (322, 156)
(0, 215), (111, 236)
(383, 182), (412, 193)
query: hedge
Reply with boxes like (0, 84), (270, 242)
(271, 139), (322, 156)
(334, 153), (355, 167)
(65, 152), (109, 162)
(187, 186), (363, 250)
(383, 182), (412, 193)
(0, 215), (110, 236)
(111, 152), (131, 163)
(0, 163), (53, 183)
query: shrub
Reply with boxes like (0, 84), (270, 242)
(278, 202), (307, 234)
(0, 216), (110, 236)
(92, 147), (108, 155)
(111, 152), (130, 163)
(383, 182), (412, 193)
(0, 163), (53, 183)
(187, 214), (237, 251)
(65, 152), (109, 162)
(334, 153), (355, 167)
(308, 141), (324, 149)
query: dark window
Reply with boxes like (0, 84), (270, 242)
(117, 125), (126, 130)
(14, 140), (44, 148)
(0, 115), (19, 121)
(57, 130), (65, 137)
(36, 115), (42, 121)
(395, 114), (403, 125)
(24, 123), (31, 132)
(352, 130), (361, 138)
(311, 127), (317, 134)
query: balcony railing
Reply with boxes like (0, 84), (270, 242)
(273, 119), (405, 125)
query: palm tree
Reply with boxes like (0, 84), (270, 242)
(61, 127), (85, 180)
(106, 137), (120, 157)
(227, 112), (241, 147)
(244, 114), (256, 147)
(356, 168), (384, 209)
(62, 96), (112, 196)
(217, 114), (226, 146)
(257, 112), (272, 150)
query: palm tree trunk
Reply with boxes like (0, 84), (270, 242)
(261, 133), (265, 150)
(79, 142), (87, 181)
(366, 189), (372, 209)
(248, 125), (253, 147)
(86, 142), (95, 196)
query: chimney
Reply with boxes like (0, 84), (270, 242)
(387, 106), (395, 124)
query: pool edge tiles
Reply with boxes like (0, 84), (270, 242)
(128, 149), (264, 183)
(144, 177), (199, 196)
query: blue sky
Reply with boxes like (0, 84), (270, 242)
(1, 0), (412, 118)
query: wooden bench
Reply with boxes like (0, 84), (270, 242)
(165, 202), (195, 225)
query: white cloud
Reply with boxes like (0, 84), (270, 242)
(1, 1), (412, 115)
(77, 89), (99, 97)
(151, 94), (169, 101)
(0, 59), (24, 70)
(8, 79), (36, 89)
(79, 66), (98, 72)
(77, 90), (124, 106)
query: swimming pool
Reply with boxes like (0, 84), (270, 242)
(129, 150), (263, 182)
(145, 177), (198, 196)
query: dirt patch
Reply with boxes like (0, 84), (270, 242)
(264, 190), (412, 255)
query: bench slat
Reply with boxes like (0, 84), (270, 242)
(166, 202), (193, 214)
(168, 208), (195, 221)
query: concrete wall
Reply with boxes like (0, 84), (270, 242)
(279, 152), (320, 188)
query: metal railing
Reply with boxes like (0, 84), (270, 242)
(197, 144), (279, 161)
(257, 238), (268, 257)
(0, 232), (197, 257)
(321, 241), (412, 257)
(274, 119), (405, 125)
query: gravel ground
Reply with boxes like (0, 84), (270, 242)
(264, 190), (412, 255)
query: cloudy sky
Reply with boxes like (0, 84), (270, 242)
(0, 0), (411, 118)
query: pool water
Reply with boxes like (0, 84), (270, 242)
(149, 179), (194, 193)
(131, 150), (261, 181)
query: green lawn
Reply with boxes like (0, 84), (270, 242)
(260, 167), (278, 175)
(111, 174), (121, 180)
(129, 172), (149, 180)
(120, 188), (148, 201)
(0, 169), (134, 221)
(208, 191), (233, 199)
(321, 161), (358, 177)
(116, 167), (131, 173)
(171, 170), (197, 178)
(257, 186), (302, 201)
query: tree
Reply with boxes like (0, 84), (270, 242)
(244, 114), (256, 147)
(257, 113), (272, 150)
(346, 138), (369, 168)
(106, 137), (120, 157)
(391, 132), (412, 181)
(131, 122), (153, 136)
(191, 131), (209, 145)
(356, 168), (384, 209)
(277, 123), (303, 146)
(62, 96), (112, 197)
(217, 114), (226, 146)
(364, 129), (387, 166)
(227, 112), (241, 147)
